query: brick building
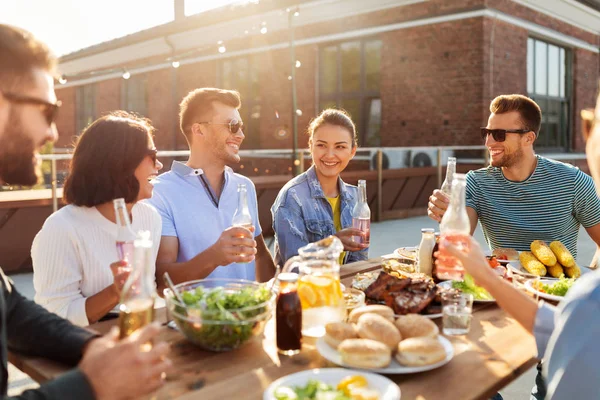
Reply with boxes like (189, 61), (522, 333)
(54, 0), (600, 173)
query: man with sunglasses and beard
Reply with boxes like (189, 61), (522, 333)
(0, 24), (171, 400)
(428, 94), (600, 399)
(148, 88), (276, 288)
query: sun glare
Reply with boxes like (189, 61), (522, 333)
(185, 0), (256, 16)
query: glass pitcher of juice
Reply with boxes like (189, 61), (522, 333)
(282, 236), (345, 338)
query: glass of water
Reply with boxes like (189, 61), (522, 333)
(442, 292), (473, 336)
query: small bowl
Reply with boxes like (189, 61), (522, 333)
(343, 287), (366, 320)
(164, 278), (275, 352)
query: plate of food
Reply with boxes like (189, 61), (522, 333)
(437, 278), (495, 302)
(263, 368), (401, 400)
(352, 271), (448, 319)
(392, 247), (418, 262)
(524, 276), (576, 302)
(316, 332), (453, 374)
(507, 241), (581, 280)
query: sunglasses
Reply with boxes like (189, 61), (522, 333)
(480, 128), (531, 142)
(147, 148), (158, 165)
(2, 91), (61, 125)
(197, 119), (244, 134)
(581, 108), (599, 142)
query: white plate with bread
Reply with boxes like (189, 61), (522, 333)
(317, 306), (454, 374)
(263, 368), (401, 400)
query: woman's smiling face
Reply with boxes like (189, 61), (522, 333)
(310, 123), (356, 180)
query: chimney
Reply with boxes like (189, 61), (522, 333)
(174, 0), (185, 21)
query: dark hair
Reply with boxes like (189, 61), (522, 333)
(307, 108), (357, 148)
(63, 111), (155, 207)
(179, 87), (241, 143)
(490, 94), (542, 137)
(0, 24), (56, 91)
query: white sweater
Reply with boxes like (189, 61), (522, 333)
(32, 202), (162, 326)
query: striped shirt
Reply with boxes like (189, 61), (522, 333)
(465, 155), (600, 258)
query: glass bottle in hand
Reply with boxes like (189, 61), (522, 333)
(232, 184), (255, 261)
(352, 180), (371, 245)
(437, 174), (470, 281)
(114, 198), (136, 273)
(440, 157), (457, 195)
(119, 230), (156, 341)
(276, 272), (302, 355)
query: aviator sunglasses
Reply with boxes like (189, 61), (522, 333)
(1, 91), (61, 125)
(480, 127), (531, 142)
(147, 148), (158, 165)
(197, 119), (244, 134)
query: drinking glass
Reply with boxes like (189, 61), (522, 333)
(442, 292), (473, 336)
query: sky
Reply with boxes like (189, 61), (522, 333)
(0, 0), (241, 56)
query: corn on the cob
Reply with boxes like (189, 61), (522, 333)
(564, 265), (581, 279)
(549, 241), (576, 268)
(520, 251), (547, 276)
(530, 240), (557, 267)
(547, 262), (564, 278)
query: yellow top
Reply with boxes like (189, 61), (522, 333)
(327, 196), (346, 265)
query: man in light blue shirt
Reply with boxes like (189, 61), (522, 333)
(148, 88), (275, 288)
(442, 88), (600, 400)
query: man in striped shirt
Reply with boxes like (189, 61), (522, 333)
(428, 94), (600, 400)
(428, 94), (600, 258)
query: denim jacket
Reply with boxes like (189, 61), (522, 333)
(271, 165), (369, 266)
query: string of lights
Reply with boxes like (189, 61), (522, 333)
(56, 3), (301, 86)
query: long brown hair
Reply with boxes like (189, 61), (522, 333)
(63, 111), (155, 206)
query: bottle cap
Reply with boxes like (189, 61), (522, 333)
(277, 272), (299, 283)
(421, 228), (435, 233)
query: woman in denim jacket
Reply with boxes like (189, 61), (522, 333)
(271, 109), (369, 266)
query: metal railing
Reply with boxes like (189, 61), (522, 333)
(36, 146), (588, 213)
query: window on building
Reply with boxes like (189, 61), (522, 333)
(121, 74), (148, 117)
(319, 39), (382, 146)
(527, 38), (570, 150)
(75, 84), (96, 135)
(219, 57), (261, 149)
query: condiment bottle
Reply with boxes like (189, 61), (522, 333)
(418, 228), (436, 276)
(276, 272), (302, 355)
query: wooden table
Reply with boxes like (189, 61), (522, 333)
(9, 258), (538, 400)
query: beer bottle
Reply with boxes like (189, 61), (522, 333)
(118, 230), (156, 340)
(276, 273), (302, 355)
(232, 184), (254, 233)
(114, 198), (136, 272)
(440, 157), (457, 195)
(351, 180), (371, 246)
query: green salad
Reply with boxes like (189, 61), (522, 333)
(274, 380), (351, 400)
(534, 275), (575, 297)
(172, 284), (272, 351)
(452, 274), (494, 301)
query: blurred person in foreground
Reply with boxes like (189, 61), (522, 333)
(271, 109), (368, 266)
(442, 88), (600, 400)
(0, 24), (170, 399)
(148, 88), (276, 288)
(32, 112), (163, 326)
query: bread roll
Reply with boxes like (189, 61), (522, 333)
(356, 313), (402, 350)
(394, 314), (439, 339)
(395, 337), (447, 366)
(338, 338), (392, 369)
(348, 305), (395, 324)
(324, 322), (357, 349)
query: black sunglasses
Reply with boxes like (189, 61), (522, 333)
(197, 119), (244, 134)
(480, 128), (531, 142)
(147, 148), (158, 165)
(2, 91), (61, 125)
